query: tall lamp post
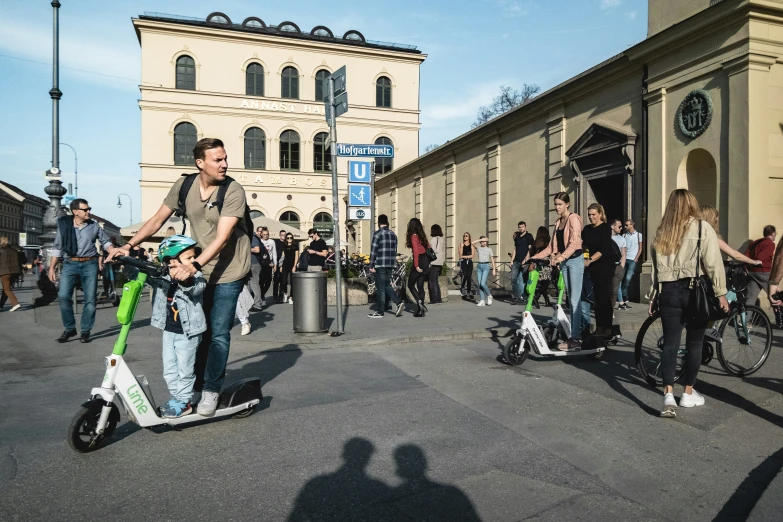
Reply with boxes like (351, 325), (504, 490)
(37, 0), (66, 304)
(117, 193), (132, 226)
(59, 142), (78, 197)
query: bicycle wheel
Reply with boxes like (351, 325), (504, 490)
(716, 305), (772, 376)
(635, 312), (685, 388)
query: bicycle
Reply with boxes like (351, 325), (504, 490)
(635, 264), (773, 386)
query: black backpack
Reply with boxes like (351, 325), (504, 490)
(175, 173), (254, 241)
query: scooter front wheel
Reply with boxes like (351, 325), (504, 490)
(504, 336), (529, 366)
(68, 400), (120, 453)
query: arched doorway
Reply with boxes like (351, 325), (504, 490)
(677, 149), (716, 208)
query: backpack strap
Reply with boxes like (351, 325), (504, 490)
(176, 173), (199, 234)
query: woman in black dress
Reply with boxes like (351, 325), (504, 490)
(280, 233), (299, 304)
(581, 203), (616, 338)
(459, 232), (475, 299)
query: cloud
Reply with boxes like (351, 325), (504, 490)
(421, 80), (510, 128)
(627, 10), (638, 19)
(0, 18), (140, 91)
(600, 0), (622, 9)
(486, 0), (530, 18)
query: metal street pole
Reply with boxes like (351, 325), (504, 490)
(38, 0), (66, 305)
(117, 193), (132, 225)
(329, 76), (344, 335)
(370, 161), (376, 236)
(60, 142), (78, 197)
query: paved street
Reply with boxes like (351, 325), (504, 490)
(2, 279), (783, 521)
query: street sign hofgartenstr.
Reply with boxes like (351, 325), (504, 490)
(348, 184), (371, 207)
(336, 143), (394, 158)
(348, 161), (372, 183)
(349, 208), (370, 220)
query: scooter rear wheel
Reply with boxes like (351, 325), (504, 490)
(504, 336), (529, 366)
(233, 405), (256, 418)
(67, 400), (119, 453)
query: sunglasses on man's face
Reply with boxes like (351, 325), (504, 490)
(77, 207), (92, 212)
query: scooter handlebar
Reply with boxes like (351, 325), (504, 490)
(116, 256), (167, 276)
(527, 258), (550, 267)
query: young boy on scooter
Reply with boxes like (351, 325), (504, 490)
(149, 235), (207, 418)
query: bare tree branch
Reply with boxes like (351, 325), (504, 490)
(423, 143), (440, 153)
(471, 84), (540, 128)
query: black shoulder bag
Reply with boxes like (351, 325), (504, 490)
(687, 221), (727, 322)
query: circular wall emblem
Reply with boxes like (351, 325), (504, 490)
(677, 89), (713, 139)
(355, 209), (366, 219)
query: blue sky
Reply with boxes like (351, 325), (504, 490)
(0, 0), (646, 227)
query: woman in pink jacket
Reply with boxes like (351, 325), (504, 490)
(532, 192), (584, 350)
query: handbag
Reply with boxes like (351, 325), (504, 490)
(687, 221), (727, 322)
(426, 238), (437, 261)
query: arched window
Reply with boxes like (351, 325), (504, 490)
(281, 66), (299, 99)
(174, 122), (197, 165)
(313, 132), (331, 172)
(249, 210), (264, 219)
(280, 211), (300, 230)
(280, 130), (300, 170)
(244, 128), (266, 170)
(374, 137), (393, 175)
(246, 63), (264, 96)
(315, 69), (330, 102)
(175, 56), (196, 90)
(376, 76), (391, 108)
(313, 212), (333, 240)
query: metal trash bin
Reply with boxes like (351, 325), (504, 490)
(292, 271), (328, 333)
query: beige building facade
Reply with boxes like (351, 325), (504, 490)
(376, 0), (783, 300)
(133, 12), (425, 251)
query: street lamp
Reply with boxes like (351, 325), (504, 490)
(117, 193), (132, 225)
(59, 142), (77, 197)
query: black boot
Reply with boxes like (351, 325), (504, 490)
(414, 301), (425, 317)
(419, 299), (428, 313)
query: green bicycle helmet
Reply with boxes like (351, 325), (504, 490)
(158, 234), (197, 262)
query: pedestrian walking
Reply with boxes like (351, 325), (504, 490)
(273, 230), (286, 303)
(699, 206), (762, 267)
(743, 225), (777, 306)
(531, 192), (584, 351)
(147, 235), (206, 418)
(610, 219), (627, 311)
(280, 233), (299, 304)
(306, 229), (328, 272)
(528, 226), (553, 308)
(258, 227), (278, 306)
(618, 219), (643, 309)
(472, 236), (497, 306)
(582, 203), (616, 339)
(459, 232), (475, 300)
(510, 221), (534, 304)
(249, 226), (269, 309)
(49, 199), (117, 343)
(16, 247), (25, 282)
(0, 237), (22, 312)
(769, 234), (783, 327)
(367, 214), (404, 318)
(109, 137), (251, 416)
(235, 284), (254, 336)
(406, 218), (430, 318)
(428, 224), (445, 304)
(651, 189), (729, 418)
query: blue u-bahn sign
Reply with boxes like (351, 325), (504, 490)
(336, 143), (394, 158)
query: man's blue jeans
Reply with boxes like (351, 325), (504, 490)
(510, 261), (528, 299)
(58, 258), (99, 333)
(560, 255), (584, 340)
(194, 279), (244, 393)
(374, 267), (399, 313)
(619, 260), (636, 303)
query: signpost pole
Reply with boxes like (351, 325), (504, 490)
(370, 161), (376, 235)
(329, 76), (344, 335)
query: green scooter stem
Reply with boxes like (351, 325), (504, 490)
(112, 272), (148, 356)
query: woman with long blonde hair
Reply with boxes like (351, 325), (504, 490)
(698, 205), (761, 267)
(651, 189), (729, 418)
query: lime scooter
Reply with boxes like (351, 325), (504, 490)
(67, 256), (262, 453)
(504, 258), (605, 366)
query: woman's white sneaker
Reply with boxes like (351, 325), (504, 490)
(477, 300), (486, 307)
(487, 296), (493, 306)
(679, 389), (705, 408)
(241, 322), (251, 336)
(661, 392), (677, 418)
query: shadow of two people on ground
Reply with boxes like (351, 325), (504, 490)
(287, 437), (482, 521)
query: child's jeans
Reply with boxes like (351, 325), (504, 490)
(162, 331), (201, 403)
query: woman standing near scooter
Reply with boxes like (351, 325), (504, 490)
(652, 189), (729, 418)
(459, 232), (475, 300)
(531, 192), (584, 351)
(582, 203), (616, 339)
(406, 218), (430, 317)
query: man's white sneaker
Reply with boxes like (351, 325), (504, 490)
(679, 389), (705, 408)
(9, 304), (21, 312)
(487, 296), (493, 306)
(197, 391), (219, 416)
(477, 300), (486, 307)
(241, 322), (251, 336)
(661, 392), (677, 418)
(288, 297), (293, 304)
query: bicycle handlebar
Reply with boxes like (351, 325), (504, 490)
(117, 256), (168, 277)
(527, 258), (550, 266)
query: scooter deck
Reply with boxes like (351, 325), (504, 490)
(163, 400), (260, 426)
(539, 348), (604, 357)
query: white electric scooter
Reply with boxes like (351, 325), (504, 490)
(504, 258), (605, 366)
(67, 256), (262, 453)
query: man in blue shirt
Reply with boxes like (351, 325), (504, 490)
(50, 199), (116, 343)
(368, 214), (404, 318)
